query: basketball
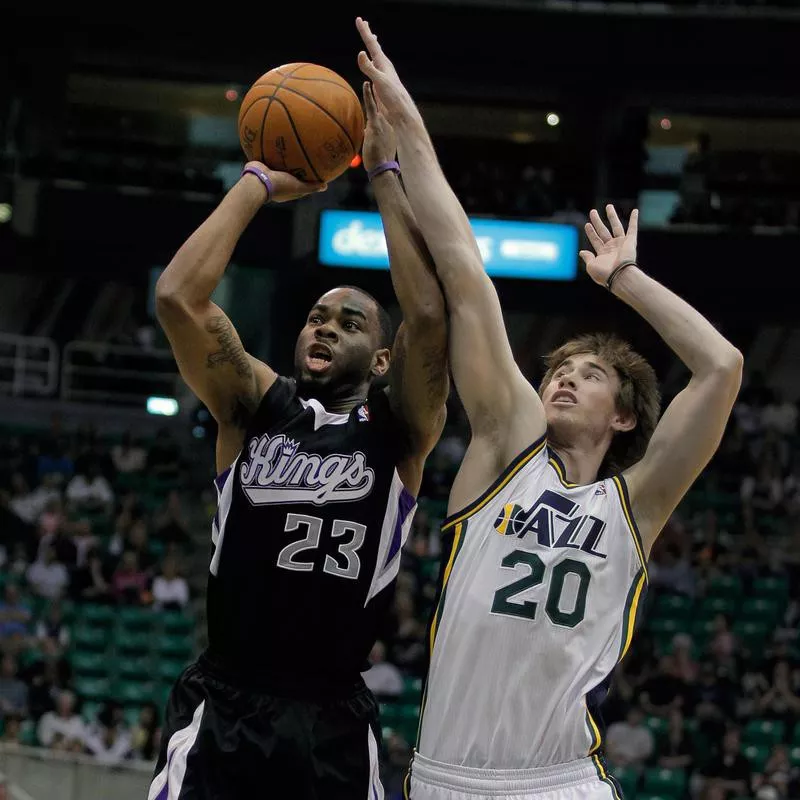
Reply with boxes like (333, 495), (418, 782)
(238, 63), (365, 184)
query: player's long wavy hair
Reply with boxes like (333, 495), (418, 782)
(539, 333), (661, 477)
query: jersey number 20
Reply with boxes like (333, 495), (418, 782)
(491, 550), (590, 628)
(277, 513), (366, 579)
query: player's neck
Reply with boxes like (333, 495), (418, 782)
(547, 441), (605, 486)
(296, 379), (369, 414)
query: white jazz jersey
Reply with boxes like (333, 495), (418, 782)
(416, 435), (648, 770)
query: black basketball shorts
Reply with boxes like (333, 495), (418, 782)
(148, 659), (384, 799)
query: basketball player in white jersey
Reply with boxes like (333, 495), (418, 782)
(356, 17), (743, 800)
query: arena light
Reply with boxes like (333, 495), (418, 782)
(225, 88), (239, 102)
(350, 154), (362, 168)
(546, 112), (560, 127)
(660, 117), (672, 131)
(0, 203), (11, 224)
(147, 396), (179, 416)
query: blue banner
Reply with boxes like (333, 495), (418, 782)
(319, 210), (578, 280)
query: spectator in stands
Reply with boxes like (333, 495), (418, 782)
(37, 689), (85, 752)
(756, 659), (800, 730)
(362, 640), (404, 700)
(26, 544), (69, 600)
(0, 654), (29, 717)
(672, 633), (699, 684)
(9, 471), (58, 527)
(639, 655), (689, 718)
(124, 517), (157, 573)
(25, 658), (65, 721)
(605, 705), (654, 767)
(112, 550), (149, 605)
(381, 730), (413, 797)
(0, 583), (32, 644)
(657, 708), (693, 770)
(154, 490), (190, 546)
(4, 543), (30, 581)
(85, 708), (132, 765)
(36, 439), (74, 486)
(755, 744), (792, 798)
(111, 430), (147, 474)
(37, 496), (66, 539)
(146, 428), (180, 480)
(131, 701), (160, 761)
(66, 460), (114, 515)
(0, 717), (22, 748)
(700, 726), (752, 798)
(152, 555), (189, 610)
(388, 590), (427, 677)
(649, 543), (696, 597)
(35, 599), (70, 654)
(763, 392), (798, 437)
(694, 661), (738, 728)
(709, 614), (737, 662)
(71, 548), (113, 603)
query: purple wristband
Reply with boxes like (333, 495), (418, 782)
(367, 160), (400, 182)
(241, 166), (273, 202)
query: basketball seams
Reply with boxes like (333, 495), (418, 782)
(269, 96), (324, 183)
(273, 84), (359, 152)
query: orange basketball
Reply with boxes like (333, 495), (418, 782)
(238, 63), (365, 184)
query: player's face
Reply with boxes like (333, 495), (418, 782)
(293, 288), (384, 393)
(541, 353), (632, 445)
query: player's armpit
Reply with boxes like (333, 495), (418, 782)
(387, 321), (448, 493)
(155, 295), (276, 428)
(623, 357), (742, 554)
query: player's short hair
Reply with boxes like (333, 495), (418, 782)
(336, 285), (393, 349)
(539, 333), (661, 476)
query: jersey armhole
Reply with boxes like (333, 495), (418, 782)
(441, 434), (548, 532)
(610, 474), (649, 583)
(252, 376), (301, 431)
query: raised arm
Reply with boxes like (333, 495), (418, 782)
(356, 18), (545, 505)
(361, 83), (448, 496)
(581, 206), (743, 553)
(155, 165), (324, 471)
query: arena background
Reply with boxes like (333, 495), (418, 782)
(1, 2), (799, 798)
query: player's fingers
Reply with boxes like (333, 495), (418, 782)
(606, 204), (625, 238)
(362, 82), (377, 119)
(358, 51), (380, 79)
(589, 209), (612, 242)
(356, 17), (383, 60)
(578, 250), (594, 266)
(626, 208), (639, 240)
(584, 223), (604, 252)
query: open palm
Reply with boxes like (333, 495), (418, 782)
(580, 205), (638, 286)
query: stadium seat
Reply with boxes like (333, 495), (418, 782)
(156, 659), (187, 684)
(752, 576), (789, 601)
(651, 594), (693, 619)
(697, 596), (737, 618)
(71, 651), (109, 678)
(789, 746), (800, 767)
(642, 768), (686, 798)
(117, 606), (156, 631)
(112, 680), (154, 705)
(116, 656), (153, 681)
(116, 630), (152, 656)
(743, 719), (785, 747)
(156, 633), (194, 660)
(733, 620), (772, 651)
(739, 597), (782, 623)
(742, 742), (771, 772)
(123, 706), (142, 728)
(401, 677), (423, 705)
(644, 716), (669, 743)
(81, 700), (102, 724)
(612, 765), (640, 798)
(706, 575), (742, 597)
(72, 624), (109, 652)
(77, 604), (116, 627)
(73, 676), (111, 702)
(160, 611), (194, 635)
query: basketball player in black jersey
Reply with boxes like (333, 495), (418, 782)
(148, 85), (449, 799)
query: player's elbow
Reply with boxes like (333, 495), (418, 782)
(714, 346), (744, 386)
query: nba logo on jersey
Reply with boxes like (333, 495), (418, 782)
(595, 484), (606, 496)
(357, 405), (370, 423)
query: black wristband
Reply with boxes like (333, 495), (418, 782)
(606, 260), (638, 291)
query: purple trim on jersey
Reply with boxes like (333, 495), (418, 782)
(385, 488), (416, 565)
(154, 748), (175, 800)
(214, 466), (232, 493)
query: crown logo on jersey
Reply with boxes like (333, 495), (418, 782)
(239, 433), (375, 505)
(357, 405), (370, 423)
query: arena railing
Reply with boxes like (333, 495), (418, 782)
(0, 334), (59, 398)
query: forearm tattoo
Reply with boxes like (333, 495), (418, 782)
(205, 315), (252, 378)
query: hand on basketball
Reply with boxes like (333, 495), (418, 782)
(580, 205), (639, 286)
(361, 82), (397, 173)
(242, 160), (327, 204)
(356, 17), (415, 123)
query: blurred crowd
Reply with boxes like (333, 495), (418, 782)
(0, 416), (192, 763)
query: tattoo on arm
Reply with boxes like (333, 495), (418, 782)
(205, 315), (252, 378)
(391, 330), (447, 417)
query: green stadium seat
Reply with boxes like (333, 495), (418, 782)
(612, 765), (640, 798)
(740, 598), (782, 624)
(642, 768), (686, 798)
(161, 611), (194, 635)
(707, 575), (742, 597)
(789, 745), (800, 767)
(116, 630), (152, 655)
(72, 624), (109, 652)
(733, 620), (773, 650)
(117, 606), (156, 631)
(112, 681), (154, 705)
(74, 677), (111, 702)
(116, 472), (145, 492)
(742, 742), (771, 772)
(71, 651), (109, 678)
(644, 716), (669, 743)
(116, 656), (152, 681)
(77, 604), (116, 627)
(123, 706), (142, 728)
(744, 719), (785, 747)
(156, 634), (194, 660)
(156, 659), (187, 684)
(698, 596), (737, 618)
(651, 594), (693, 619)
(752, 577), (789, 601)
(401, 677), (423, 705)
(20, 720), (37, 747)
(81, 700), (102, 724)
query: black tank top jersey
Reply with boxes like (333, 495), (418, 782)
(205, 376), (416, 694)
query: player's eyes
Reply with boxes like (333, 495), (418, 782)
(344, 321), (359, 331)
(587, 373), (600, 381)
(309, 315), (322, 324)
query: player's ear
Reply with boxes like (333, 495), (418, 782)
(612, 409), (637, 433)
(371, 347), (391, 378)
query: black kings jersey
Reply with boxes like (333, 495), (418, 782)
(206, 377), (416, 694)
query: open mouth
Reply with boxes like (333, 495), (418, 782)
(551, 391), (577, 405)
(306, 344), (333, 373)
